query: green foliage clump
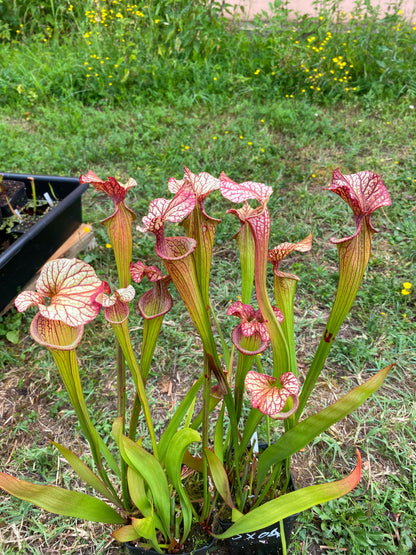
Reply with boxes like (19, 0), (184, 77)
(1, 0), (415, 107)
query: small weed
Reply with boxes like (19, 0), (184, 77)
(0, 309), (22, 345)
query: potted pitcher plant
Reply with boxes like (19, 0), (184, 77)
(0, 166), (392, 554)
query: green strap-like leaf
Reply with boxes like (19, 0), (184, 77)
(50, 440), (121, 507)
(234, 349), (257, 420)
(182, 450), (204, 473)
(141, 315), (164, 381)
(215, 451), (361, 539)
(165, 428), (201, 541)
(126, 467), (167, 535)
(273, 275), (298, 376)
(158, 375), (204, 461)
(204, 448), (235, 509)
(0, 473), (126, 524)
(50, 349), (120, 479)
(127, 466), (152, 516)
(112, 524), (140, 542)
(112, 323), (160, 459)
(113, 418), (171, 537)
(132, 516), (163, 553)
(257, 365), (393, 484)
(121, 438), (171, 537)
(209, 299), (231, 369)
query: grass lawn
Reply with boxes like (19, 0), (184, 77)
(0, 1), (415, 553)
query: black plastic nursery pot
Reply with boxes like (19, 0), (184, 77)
(216, 468), (298, 555)
(124, 538), (214, 554)
(0, 172), (88, 313)
(216, 512), (298, 555)
(122, 509), (297, 555)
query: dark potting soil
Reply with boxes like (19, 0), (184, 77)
(0, 180), (27, 217)
(0, 180), (53, 255)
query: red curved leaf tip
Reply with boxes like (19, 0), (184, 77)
(345, 449), (362, 491)
(80, 170), (101, 185)
(231, 326), (269, 356)
(103, 292), (132, 324)
(138, 279), (173, 320)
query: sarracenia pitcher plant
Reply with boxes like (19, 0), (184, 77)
(0, 167), (393, 553)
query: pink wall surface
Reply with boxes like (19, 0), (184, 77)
(226, 0), (416, 20)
